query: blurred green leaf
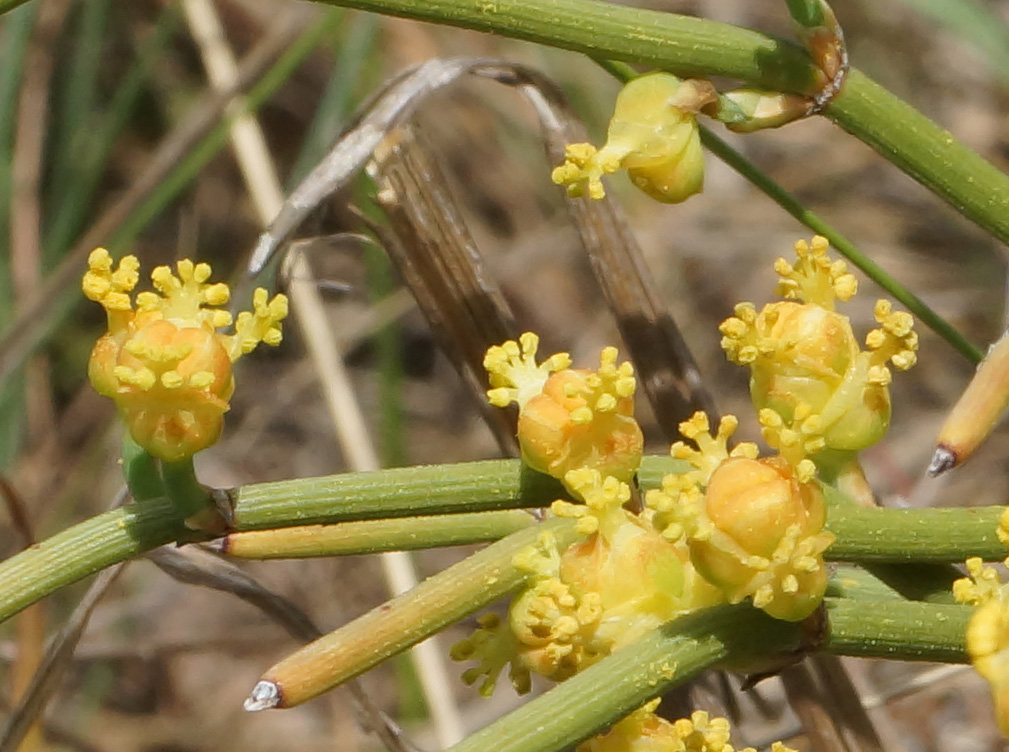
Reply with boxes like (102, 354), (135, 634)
(896, 0), (1009, 84)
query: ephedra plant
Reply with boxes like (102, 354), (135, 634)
(4, 0), (1009, 750)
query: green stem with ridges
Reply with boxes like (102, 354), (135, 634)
(317, 0), (821, 93)
(825, 504), (1004, 562)
(222, 509), (537, 558)
(260, 516), (581, 707)
(824, 597), (969, 661)
(0, 497), (186, 625)
(233, 459), (567, 528)
(447, 595), (970, 752)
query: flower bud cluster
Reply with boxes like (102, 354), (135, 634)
(719, 236), (917, 468)
(646, 412), (834, 622)
(551, 73), (713, 204)
(484, 334), (643, 485)
(83, 248), (288, 461)
(580, 701), (797, 752)
(455, 337), (716, 697)
(954, 555), (1009, 734)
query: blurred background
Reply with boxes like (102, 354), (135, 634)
(1, 0), (1008, 749)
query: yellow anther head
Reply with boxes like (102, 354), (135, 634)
(83, 251), (288, 460)
(774, 236), (856, 309)
(867, 298), (918, 372)
(483, 333), (571, 410)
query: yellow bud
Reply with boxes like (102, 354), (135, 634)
(552, 73), (711, 204)
(967, 597), (1009, 736)
(518, 365), (643, 483)
(721, 238), (916, 460)
(659, 442), (834, 621)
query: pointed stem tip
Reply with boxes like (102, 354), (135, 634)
(927, 446), (956, 477)
(244, 680), (282, 712)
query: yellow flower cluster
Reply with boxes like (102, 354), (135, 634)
(551, 73), (713, 204)
(456, 337), (713, 696)
(954, 552), (1009, 735)
(647, 412), (834, 622)
(580, 702), (797, 752)
(460, 235), (913, 741)
(83, 248), (288, 461)
(453, 470), (714, 695)
(719, 236), (917, 467)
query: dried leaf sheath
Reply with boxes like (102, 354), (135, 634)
(243, 57), (713, 441)
(521, 81), (716, 438)
(366, 124), (521, 453)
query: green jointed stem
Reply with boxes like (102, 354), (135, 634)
(0, 497), (187, 625)
(262, 516), (581, 707)
(312, 0), (820, 93)
(825, 597), (969, 662)
(826, 504), (1005, 562)
(297, 0), (1009, 256)
(223, 510), (537, 558)
(232, 459), (567, 529)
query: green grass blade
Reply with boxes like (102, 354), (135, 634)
(43, 4), (179, 260)
(896, 0), (1009, 85)
(287, 10), (381, 186)
(109, 8), (345, 251)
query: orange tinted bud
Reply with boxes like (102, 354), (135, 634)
(519, 365), (642, 483)
(83, 249), (287, 460)
(484, 340), (642, 484)
(648, 414), (833, 621)
(695, 455), (832, 621)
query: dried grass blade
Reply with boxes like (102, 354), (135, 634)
(0, 14), (305, 390)
(366, 125), (521, 453)
(779, 663), (853, 752)
(0, 563), (125, 752)
(246, 56), (713, 439)
(500, 70), (716, 438)
(145, 546), (320, 642)
(810, 655), (884, 752)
